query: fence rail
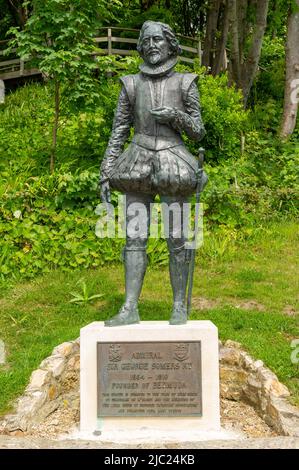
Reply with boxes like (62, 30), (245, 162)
(0, 27), (201, 81)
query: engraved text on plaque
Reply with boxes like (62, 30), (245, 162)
(97, 341), (202, 417)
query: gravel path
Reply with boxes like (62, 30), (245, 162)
(0, 435), (298, 449)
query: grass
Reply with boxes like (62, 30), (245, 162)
(0, 221), (298, 415)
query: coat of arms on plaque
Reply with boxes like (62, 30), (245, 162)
(173, 343), (190, 362)
(108, 344), (122, 362)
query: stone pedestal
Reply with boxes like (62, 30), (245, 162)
(80, 321), (220, 440)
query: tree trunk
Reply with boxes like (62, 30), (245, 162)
(237, 0), (248, 62)
(50, 80), (60, 174)
(212, 0), (229, 75)
(228, 0), (241, 86)
(241, 0), (269, 106)
(7, 0), (28, 28)
(140, 0), (155, 11)
(280, 0), (299, 139)
(202, 0), (221, 68)
(199, 9), (205, 32)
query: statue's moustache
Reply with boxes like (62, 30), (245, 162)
(147, 49), (160, 54)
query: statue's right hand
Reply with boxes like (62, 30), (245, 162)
(100, 180), (111, 204)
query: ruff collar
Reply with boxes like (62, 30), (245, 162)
(139, 56), (178, 78)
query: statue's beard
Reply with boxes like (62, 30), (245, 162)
(144, 49), (169, 66)
(145, 51), (162, 65)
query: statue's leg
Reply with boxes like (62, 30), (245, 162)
(105, 193), (152, 327)
(161, 196), (189, 325)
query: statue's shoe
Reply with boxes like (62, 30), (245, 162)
(169, 303), (188, 325)
(105, 305), (140, 327)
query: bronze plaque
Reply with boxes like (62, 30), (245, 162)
(97, 341), (202, 417)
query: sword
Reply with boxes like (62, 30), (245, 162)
(186, 148), (208, 317)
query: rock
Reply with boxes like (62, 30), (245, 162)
(219, 347), (241, 366)
(264, 378), (290, 398)
(36, 402), (60, 421)
(253, 360), (264, 369)
(27, 370), (50, 390)
(67, 354), (80, 370)
(17, 391), (47, 417)
(240, 352), (255, 371)
(240, 351), (255, 372)
(48, 384), (58, 401)
(246, 374), (262, 391)
(9, 430), (25, 437)
(220, 366), (248, 400)
(52, 342), (78, 358)
(244, 375), (262, 406)
(224, 340), (242, 350)
(45, 357), (65, 378)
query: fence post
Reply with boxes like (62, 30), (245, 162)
(197, 38), (202, 66)
(0, 79), (5, 104)
(20, 58), (24, 76)
(108, 28), (112, 55)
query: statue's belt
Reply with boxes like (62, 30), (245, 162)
(131, 133), (198, 173)
(132, 133), (183, 151)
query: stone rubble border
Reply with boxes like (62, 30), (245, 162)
(0, 338), (298, 437)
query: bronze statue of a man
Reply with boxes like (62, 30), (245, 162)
(100, 21), (206, 326)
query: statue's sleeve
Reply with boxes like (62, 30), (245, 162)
(171, 76), (206, 142)
(100, 85), (133, 181)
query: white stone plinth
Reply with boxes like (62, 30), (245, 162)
(80, 321), (220, 439)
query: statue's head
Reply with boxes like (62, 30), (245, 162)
(137, 21), (181, 66)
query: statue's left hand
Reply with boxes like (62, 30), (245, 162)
(150, 107), (176, 123)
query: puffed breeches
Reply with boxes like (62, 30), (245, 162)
(109, 143), (198, 197)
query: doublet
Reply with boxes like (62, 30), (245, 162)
(101, 68), (205, 196)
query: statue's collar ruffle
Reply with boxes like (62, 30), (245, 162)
(139, 57), (177, 77)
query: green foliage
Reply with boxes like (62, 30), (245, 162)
(251, 36), (285, 112)
(116, 4), (175, 31)
(202, 131), (299, 228)
(267, 0), (288, 37)
(0, 80), (110, 172)
(6, 0), (106, 101)
(69, 279), (104, 304)
(195, 66), (249, 162)
(0, 168), (118, 281)
(4, 0), (121, 171)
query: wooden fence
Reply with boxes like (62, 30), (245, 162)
(0, 27), (202, 81)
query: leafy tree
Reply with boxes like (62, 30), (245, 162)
(6, 0), (117, 172)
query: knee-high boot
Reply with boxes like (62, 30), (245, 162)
(105, 248), (147, 326)
(168, 247), (190, 325)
